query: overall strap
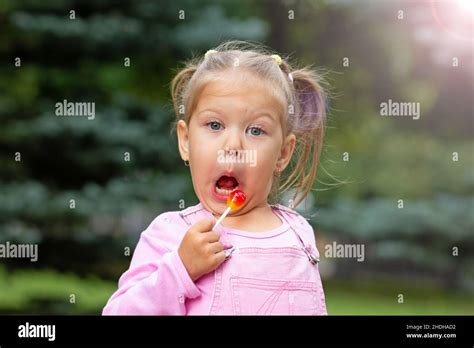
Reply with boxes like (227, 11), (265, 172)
(178, 203), (211, 227)
(273, 204), (320, 265)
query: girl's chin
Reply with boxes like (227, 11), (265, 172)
(200, 199), (227, 217)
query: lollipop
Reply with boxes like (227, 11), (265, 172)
(213, 189), (246, 229)
(213, 189), (246, 260)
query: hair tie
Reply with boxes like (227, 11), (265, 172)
(271, 54), (282, 66)
(205, 49), (218, 59)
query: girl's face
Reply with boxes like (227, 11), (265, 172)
(177, 69), (295, 216)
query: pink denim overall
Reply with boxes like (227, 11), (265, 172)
(208, 206), (327, 315)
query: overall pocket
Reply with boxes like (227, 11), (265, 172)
(229, 276), (320, 315)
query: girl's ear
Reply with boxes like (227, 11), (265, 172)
(276, 133), (296, 172)
(177, 120), (190, 161)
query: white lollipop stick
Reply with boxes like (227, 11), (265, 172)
(212, 206), (234, 260)
(213, 206), (231, 230)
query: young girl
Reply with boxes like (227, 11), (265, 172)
(103, 41), (328, 315)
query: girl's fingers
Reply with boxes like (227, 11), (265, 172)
(202, 231), (220, 243)
(213, 250), (226, 266)
(208, 241), (224, 254)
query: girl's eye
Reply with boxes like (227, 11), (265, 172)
(247, 127), (265, 136)
(206, 121), (222, 131)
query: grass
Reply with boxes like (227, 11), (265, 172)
(324, 276), (474, 315)
(0, 266), (116, 314)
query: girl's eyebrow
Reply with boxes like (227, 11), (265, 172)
(252, 112), (277, 122)
(196, 108), (278, 123)
(196, 108), (225, 118)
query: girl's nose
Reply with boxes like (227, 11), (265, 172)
(223, 126), (244, 151)
(221, 128), (244, 171)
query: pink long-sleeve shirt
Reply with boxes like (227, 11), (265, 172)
(102, 202), (327, 315)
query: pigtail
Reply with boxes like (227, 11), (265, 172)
(170, 63), (198, 121)
(280, 68), (327, 208)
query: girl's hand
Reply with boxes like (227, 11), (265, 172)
(178, 219), (226, 282)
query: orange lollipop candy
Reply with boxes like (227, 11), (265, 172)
(213, 189), (246, 229)
(226, 189), (246, 211)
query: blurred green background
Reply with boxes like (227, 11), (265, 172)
(0, 0), (473, 315)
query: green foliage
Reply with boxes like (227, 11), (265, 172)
(0, 1), (266, 281)
(315, 195), (474, 292)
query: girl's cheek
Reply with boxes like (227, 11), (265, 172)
(201, 130), (222, 142)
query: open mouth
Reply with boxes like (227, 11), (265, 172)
(215, 175), (239, 196)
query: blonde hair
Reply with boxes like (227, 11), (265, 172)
(171, 41), (327, 208)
